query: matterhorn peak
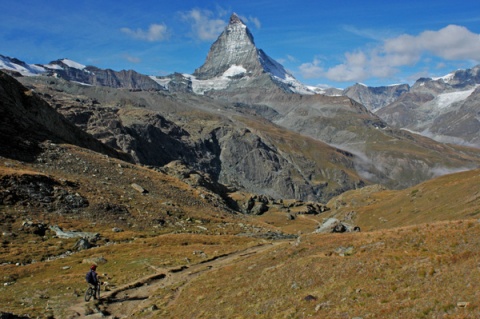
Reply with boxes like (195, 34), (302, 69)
(192, 13), (313, 94)
(193, 13), (258, 80)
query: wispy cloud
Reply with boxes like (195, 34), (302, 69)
(121, 23), (169, 42)
(124, 54), (141, 63)
(181, 9), (226, 41)
(342, 25), (401, 41)
(300, 25), (480, 83)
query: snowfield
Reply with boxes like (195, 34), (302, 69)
(434, 88), (476, 109)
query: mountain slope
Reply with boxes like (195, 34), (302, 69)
(327, 168), (480, 231)
(205, 74), (480, 189)
(2, 14), (480, 198)
(16, 75), (364, 202)
(0, 71), (131, 162)
(377, 65), (480, 147)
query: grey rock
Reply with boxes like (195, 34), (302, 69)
(73, 238), (93, 251)
(49, 225), (99, 240)
(314, 218), (359, 234)
(131, 183), (147, 194)
(0, 72), (132, 163)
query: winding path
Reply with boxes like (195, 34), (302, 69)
(67, 240), (287, 318)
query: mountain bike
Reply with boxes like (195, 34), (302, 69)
(84, 282), (101, 301)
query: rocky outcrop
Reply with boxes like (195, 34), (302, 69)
(49, 225), (99, 240)
(314, 218), (360, 233)
(0, 172), (88, 212)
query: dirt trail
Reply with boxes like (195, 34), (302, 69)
(67, 240), (287, 318)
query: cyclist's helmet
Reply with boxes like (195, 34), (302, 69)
(91, 265), (97, 270)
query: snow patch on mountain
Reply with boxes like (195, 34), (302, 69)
(149, 76), (170, 88)
(257, 49), (314, 95)
(434, 88), (476, 109)
(60, 59), (86, 70)
(44, 63), (63, 70)
(223, 65), (247, 77)
(186, 66), (252, 95)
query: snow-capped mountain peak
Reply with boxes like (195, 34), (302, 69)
(192, 13), (314, 95)
(0, 54), (46, 76)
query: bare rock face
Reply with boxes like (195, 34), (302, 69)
(343, 83), (410, 112)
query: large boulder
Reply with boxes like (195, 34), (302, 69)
(314, 218), (360, 234)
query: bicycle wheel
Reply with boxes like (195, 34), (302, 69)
(84, 286), (93, 302)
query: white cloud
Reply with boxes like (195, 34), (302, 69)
(385, 25), (480, 60)
(299, 57), (324, 79)
(181, 9), (226, 41)
(302, 24), (480, 83)
(121, 23), (169, 42)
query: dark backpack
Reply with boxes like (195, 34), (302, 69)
(85, 270), (94, 283)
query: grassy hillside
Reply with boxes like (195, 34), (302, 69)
(327, 168), (480, 231)
(1, 142), (480, 318)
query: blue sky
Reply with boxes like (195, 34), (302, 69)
(1, 0), (480, 88)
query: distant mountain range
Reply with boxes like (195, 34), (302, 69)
(1, 13), (480, 202)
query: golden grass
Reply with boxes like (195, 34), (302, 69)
(0, 232), (263, 318)
(161, 220), (480, 319)
(328, 169), (480, 231)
